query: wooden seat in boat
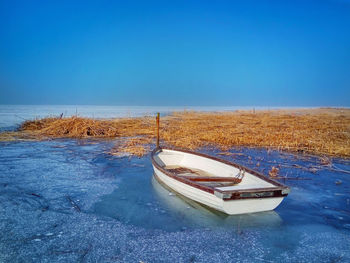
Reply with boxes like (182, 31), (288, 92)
(165, 165), (244, 186)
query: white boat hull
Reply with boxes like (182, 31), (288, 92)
(153, 164), (285, 215)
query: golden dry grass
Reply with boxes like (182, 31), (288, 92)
(161, 108), (350, 157)
(1, 108), (350, 158)
(109, 137), (153, 157)
(19, 116), (154, 138)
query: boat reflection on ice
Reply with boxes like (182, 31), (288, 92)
(152, 174), (283, 229)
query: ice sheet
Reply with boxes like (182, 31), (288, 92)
(1, 140), (349, 262)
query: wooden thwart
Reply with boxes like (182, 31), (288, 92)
(182, 176), (242, 183)
(166, 166), (243, 184)
(167, 167), (200, 175)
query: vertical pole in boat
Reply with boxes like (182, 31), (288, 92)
(156, 112), (160, 148)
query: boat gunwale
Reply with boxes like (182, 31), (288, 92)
(151, 147), (290, 200)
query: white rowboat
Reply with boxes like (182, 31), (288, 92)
(151, 147), (290, 215)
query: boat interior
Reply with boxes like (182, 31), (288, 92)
(164, 165), (243, 188)
(154, 149), (275, 192)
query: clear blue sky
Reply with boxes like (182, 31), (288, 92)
(0, 0), (349, 106)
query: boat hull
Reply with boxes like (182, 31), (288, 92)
(153, 164), (285, 215)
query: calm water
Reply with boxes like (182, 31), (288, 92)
(0, 106), (349, 262)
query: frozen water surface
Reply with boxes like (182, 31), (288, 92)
(1, 140), (349, 262)
(0, 106), (349, 262)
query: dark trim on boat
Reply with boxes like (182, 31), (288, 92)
(151, 147), (290, 201)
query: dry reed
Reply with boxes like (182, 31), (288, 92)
(1, 108), (350, 158)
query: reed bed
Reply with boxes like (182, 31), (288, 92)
(1, 108), (349, 158)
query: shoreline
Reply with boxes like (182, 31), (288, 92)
(0, 108), (349, 158)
